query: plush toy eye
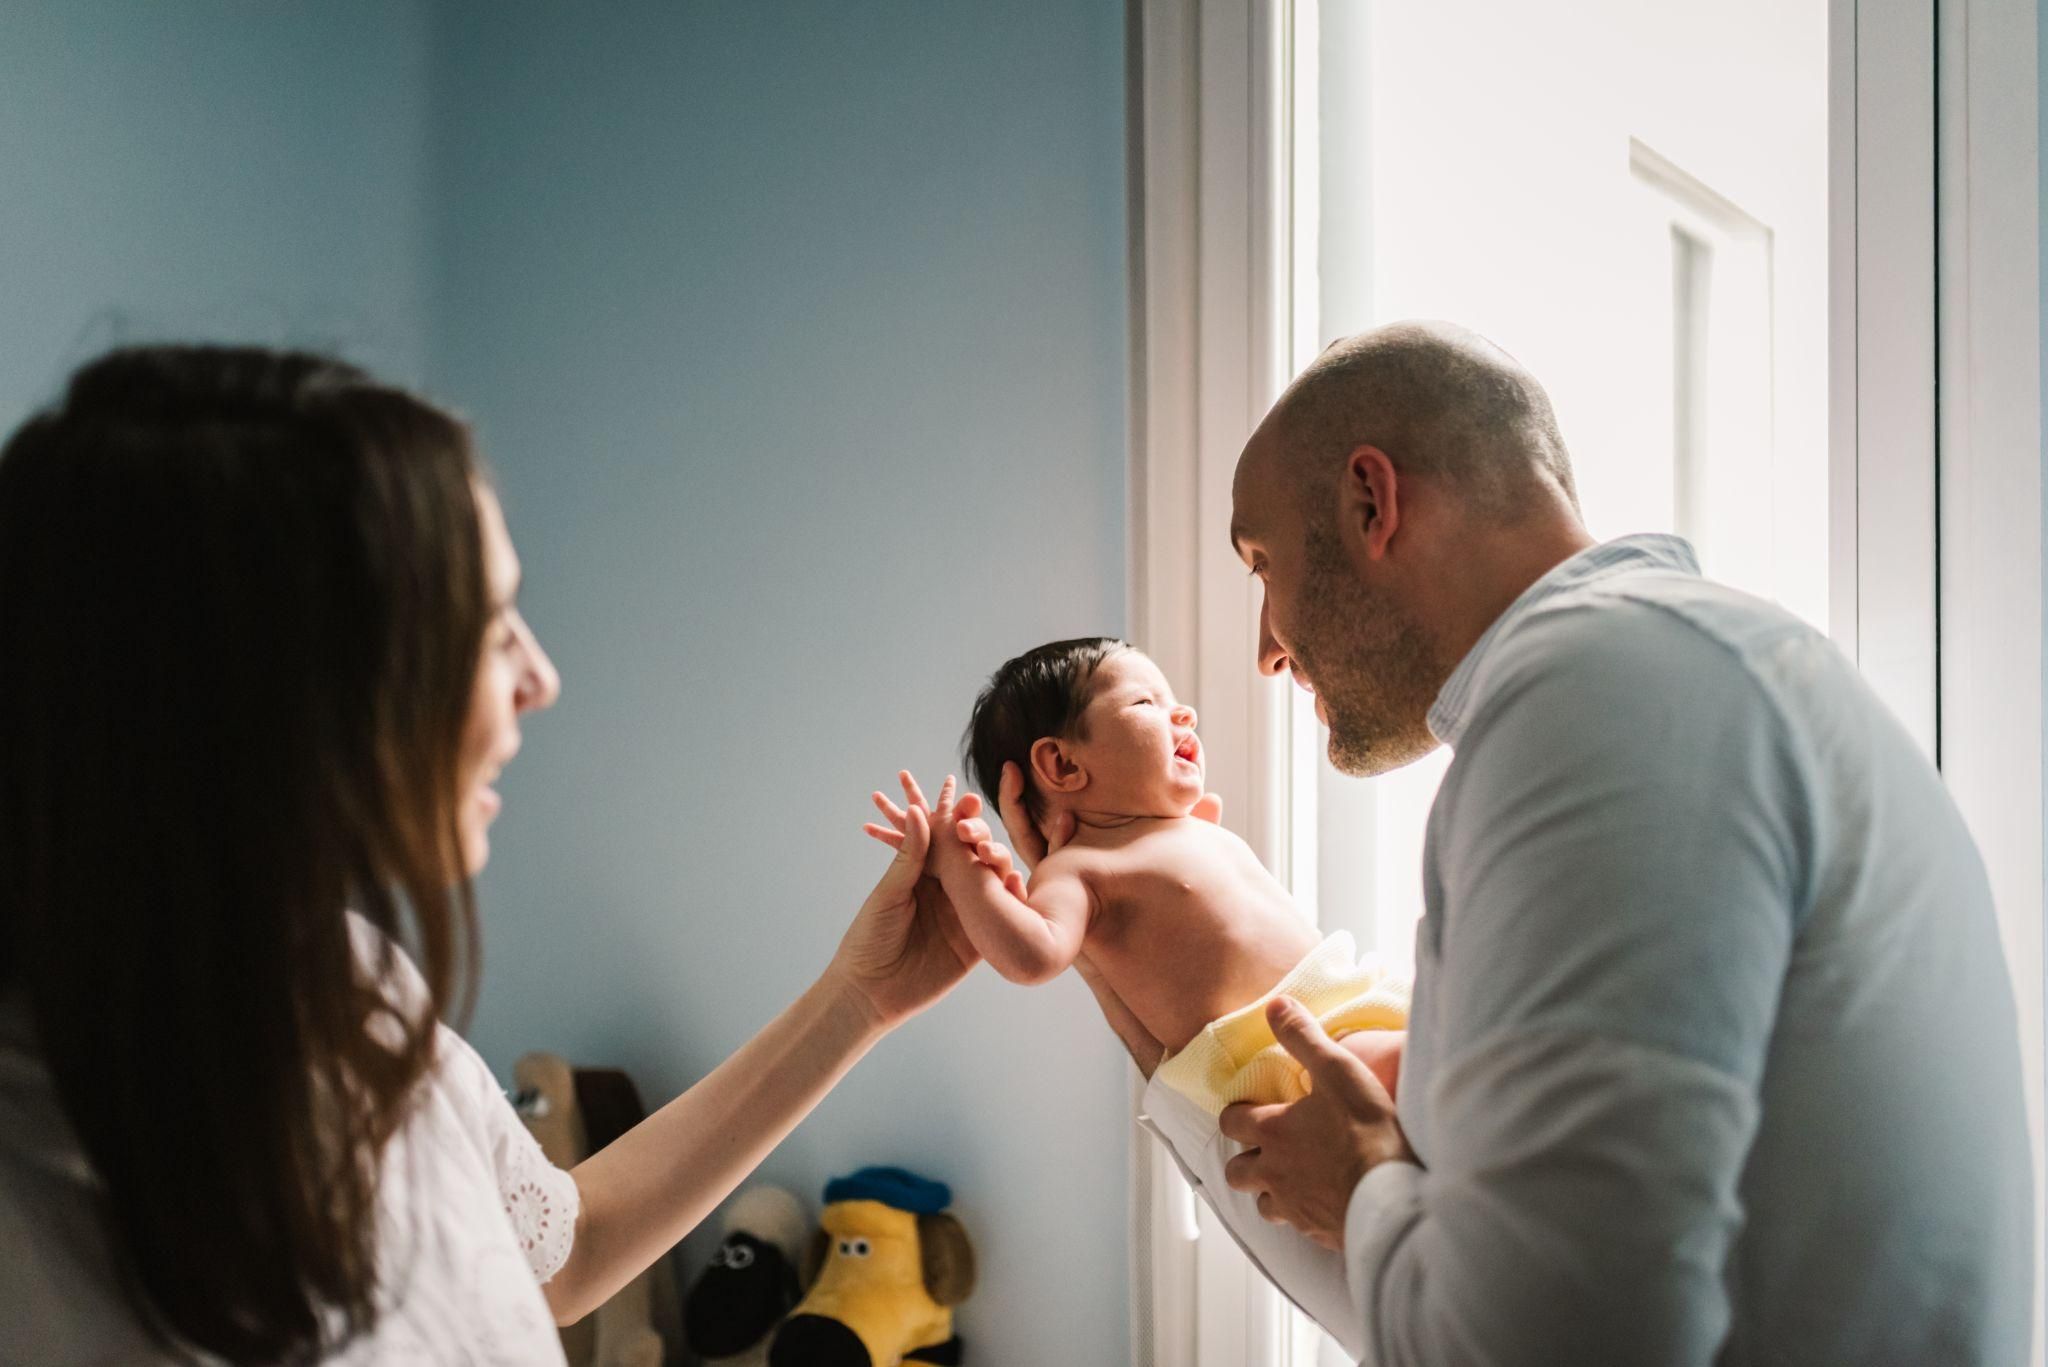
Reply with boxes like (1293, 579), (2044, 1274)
(849, 1238), (872, 1258)
(724, 1243), (755, 1270)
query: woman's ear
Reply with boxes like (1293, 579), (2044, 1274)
(1029, 737), (1088, 794)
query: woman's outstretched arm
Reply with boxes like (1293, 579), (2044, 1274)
(540, 772), (978, 1324)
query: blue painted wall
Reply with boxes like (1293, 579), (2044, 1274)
(427, 4), (1133, 1360)
(0, 2), (1134, 1358)
(0, 3), (433, 419)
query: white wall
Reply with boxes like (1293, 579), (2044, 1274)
(426, 4), (1134, 1360)
(0, 3), (434, 417)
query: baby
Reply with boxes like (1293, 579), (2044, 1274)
(869, 637), (1406, 1114)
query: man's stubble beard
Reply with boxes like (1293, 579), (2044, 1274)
(1294, 523), (1444, 778)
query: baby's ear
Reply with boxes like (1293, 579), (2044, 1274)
(1029, 736), (1088, 794)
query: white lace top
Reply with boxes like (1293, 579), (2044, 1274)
(0, 926), (580, 1365)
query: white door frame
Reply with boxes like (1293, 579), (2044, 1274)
(1125, 0), (2043, 1360)
(1932, 0), (2044, 1354)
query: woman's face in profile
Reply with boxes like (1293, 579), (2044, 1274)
(458, 486), (560, 874)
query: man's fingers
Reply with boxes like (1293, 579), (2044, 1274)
(1267, 997), (1381, 1106)
(998, 761), (1049, 865)
(1256, 1191), (1284, 1225)
(1222, 1144), (1263, 1192)
(1218, 1099), (1288, 1148)
(862, 822), (906, 849)
(1044, 807), (1077, 855)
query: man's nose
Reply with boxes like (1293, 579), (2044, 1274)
(1255, 599), (1288, 677)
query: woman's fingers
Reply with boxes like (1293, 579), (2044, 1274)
(955, 791), (984, 821)
(900, 802), (931, 863)
(872, 790), (909, 832)
(863, 822), (906, 850)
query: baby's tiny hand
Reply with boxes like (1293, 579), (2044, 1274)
(954, 810), (1028, 899)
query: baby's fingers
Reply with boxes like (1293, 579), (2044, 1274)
(899, 769), (931, 812)
(972, 837), (1019, 884)
(863, 821), (906, 850)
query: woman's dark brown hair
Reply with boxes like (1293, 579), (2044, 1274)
(0, 345), (490, 1359)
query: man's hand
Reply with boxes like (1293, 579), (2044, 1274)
(1218, 997), (1417, 1251)
(994, 760), (1073, 868)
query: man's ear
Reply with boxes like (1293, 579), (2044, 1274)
(1029, 736), (1088, 794)
(1341, 444), (1401, 561)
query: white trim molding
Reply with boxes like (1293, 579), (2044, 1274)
(1934, 0), (2045, 1357)
(1127, 0), (1302, 1361)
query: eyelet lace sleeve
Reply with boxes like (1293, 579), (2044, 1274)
(493, 1119), (579, 1285)
(435, 1022), (583, 1286)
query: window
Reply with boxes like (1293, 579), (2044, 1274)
(1124, 0), (2043, 1362)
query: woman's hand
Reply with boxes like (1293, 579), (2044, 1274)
(831, 771), (982, 1032)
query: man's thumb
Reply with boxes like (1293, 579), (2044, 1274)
(1267, 997), (1362, 1089)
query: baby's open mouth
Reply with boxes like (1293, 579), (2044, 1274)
(1174, 735), (1200, 764)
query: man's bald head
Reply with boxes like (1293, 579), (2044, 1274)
(1260, 320), (1579, 522)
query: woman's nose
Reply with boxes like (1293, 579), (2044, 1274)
(516, 627), (562, 714)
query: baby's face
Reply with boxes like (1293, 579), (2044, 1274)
(1069, 651), (1206, 817)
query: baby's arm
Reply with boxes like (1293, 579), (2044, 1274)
(862, 779), (1092, 985)
(876, 782), (1085, 985)
(929, 824), (1093, 986)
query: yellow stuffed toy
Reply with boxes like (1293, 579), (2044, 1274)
(769, 1168), (975, 1366)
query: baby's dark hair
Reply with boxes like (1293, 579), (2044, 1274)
(963, 636), (1133, 824)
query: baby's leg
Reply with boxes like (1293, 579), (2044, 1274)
(1337, 1029), (1404, 1100)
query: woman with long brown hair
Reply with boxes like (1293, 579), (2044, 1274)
(0, 345), (980, 1363)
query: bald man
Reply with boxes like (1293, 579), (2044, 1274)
(994, 321), (2033, 1363)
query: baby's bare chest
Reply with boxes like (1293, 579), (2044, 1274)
(1083, 828), (1309, 959)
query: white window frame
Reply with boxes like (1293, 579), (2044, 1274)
(1123, 0), (2044, 1361)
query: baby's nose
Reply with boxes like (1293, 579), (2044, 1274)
(1173, 704), (1198, 729)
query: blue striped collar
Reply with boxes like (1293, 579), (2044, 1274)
(1426, 533), (1701, 747)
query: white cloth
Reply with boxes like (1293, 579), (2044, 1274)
(1335, 535), (2033, 1365)
(1139, 1069), (1365, 1358)
(0, 920), (577, 1365)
